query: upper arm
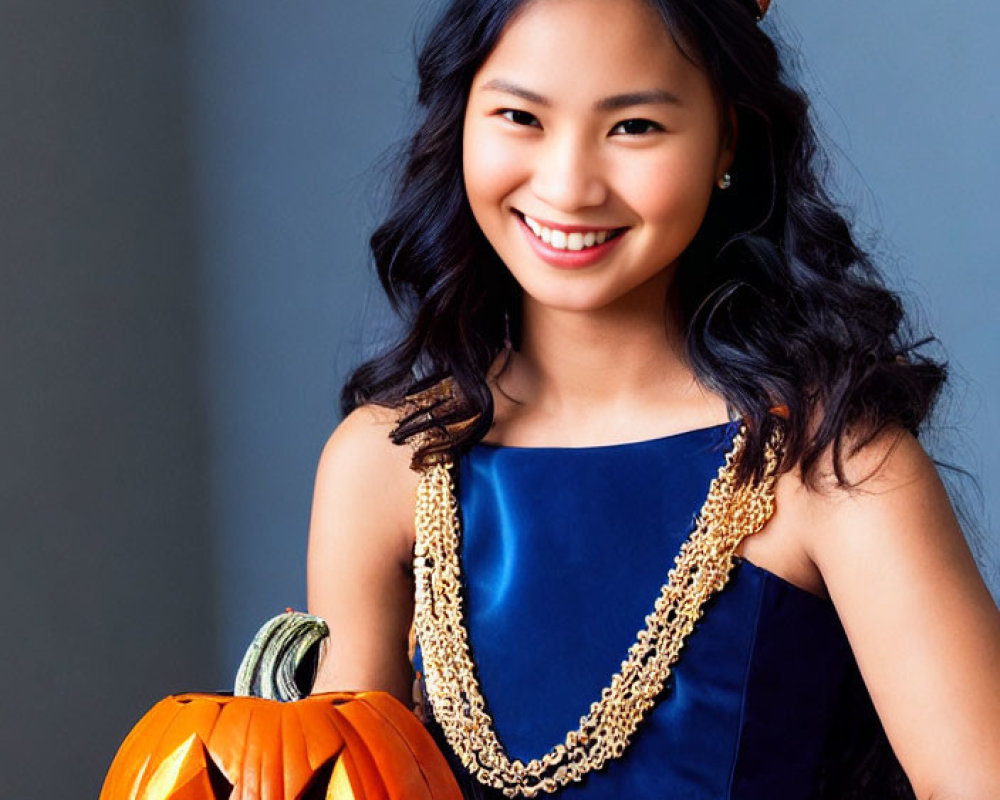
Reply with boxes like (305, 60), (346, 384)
(805, 430), (1000, 799)
(305, 405), (418, 704)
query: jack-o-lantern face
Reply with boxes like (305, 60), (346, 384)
(99, 690), (460, 800)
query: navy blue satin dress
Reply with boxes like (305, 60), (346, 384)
(415, 422), (861, 799)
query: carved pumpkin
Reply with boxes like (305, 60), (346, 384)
(98, 690), (460, 800)
(99, 612), (460, 800)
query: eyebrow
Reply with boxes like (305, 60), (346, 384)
(479, 79), (683, 111)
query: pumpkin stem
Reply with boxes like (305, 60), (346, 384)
(234, 611), (330, 700)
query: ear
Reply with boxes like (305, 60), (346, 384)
(717, 105), (739, 180)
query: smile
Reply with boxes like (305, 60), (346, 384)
(514, 211), (629, 269)
(519, 212), (627, 251)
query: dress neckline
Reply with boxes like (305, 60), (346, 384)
(471, 418), (737, 453)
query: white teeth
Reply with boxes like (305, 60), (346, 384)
(521, 213), (619, 251)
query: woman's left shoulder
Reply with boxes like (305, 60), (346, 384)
(793, 423), (982, 627)
(798, 425), (958, 563)
(793, 425), (1000, 798)
(740, 425), (945, 597)
(800, 423), (938, 509)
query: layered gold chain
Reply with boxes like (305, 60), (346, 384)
(413, 426), (781, 798)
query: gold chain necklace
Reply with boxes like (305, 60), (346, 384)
(413, 425), (782, 798)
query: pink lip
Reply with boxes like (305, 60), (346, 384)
(515, 213), (627, 269)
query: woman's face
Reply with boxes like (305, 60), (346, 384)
(463, 0), (733, 314)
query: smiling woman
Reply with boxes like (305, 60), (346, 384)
(462, 0), (731, 314)
(306, 0), (1000, 798)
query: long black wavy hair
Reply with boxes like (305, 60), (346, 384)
(342, 0), (944, 490)
(342, 1), (943, 793)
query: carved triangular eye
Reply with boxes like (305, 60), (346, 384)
(295, 758), (335, 800)
(141, 734), (234, 800)
(203, 752), (234, 800)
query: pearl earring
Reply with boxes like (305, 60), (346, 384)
(718, 173), (732, 190)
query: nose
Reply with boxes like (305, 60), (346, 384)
(529, 131), (608, 213)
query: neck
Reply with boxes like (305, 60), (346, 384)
(492, 273), (727, 442)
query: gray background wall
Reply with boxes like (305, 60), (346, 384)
(1, 1), (996, 796)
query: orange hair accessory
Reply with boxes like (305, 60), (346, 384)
(744, 0), (771, 20)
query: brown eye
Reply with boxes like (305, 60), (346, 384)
(499, 109), (540, 127)
(610, 118), (664, 136)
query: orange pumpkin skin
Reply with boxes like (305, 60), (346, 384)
(98, 691), (462, 800)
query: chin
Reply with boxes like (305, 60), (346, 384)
(519, 284), (629, 315)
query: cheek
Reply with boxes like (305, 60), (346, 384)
(621, 152), (715, 234)
(463, 122), (525, 217)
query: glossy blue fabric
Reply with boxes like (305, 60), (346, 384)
(416, 422), (855, 798)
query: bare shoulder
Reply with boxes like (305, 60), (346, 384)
(799, 426), (965, 572)
(750, 426), (953, 596)
(789, 425), (988, 622)
(305, 404), (420, 702)
(321, 402), (416, 475)
(795, 427), (1000, 797)
(312, 403), (419, 555)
